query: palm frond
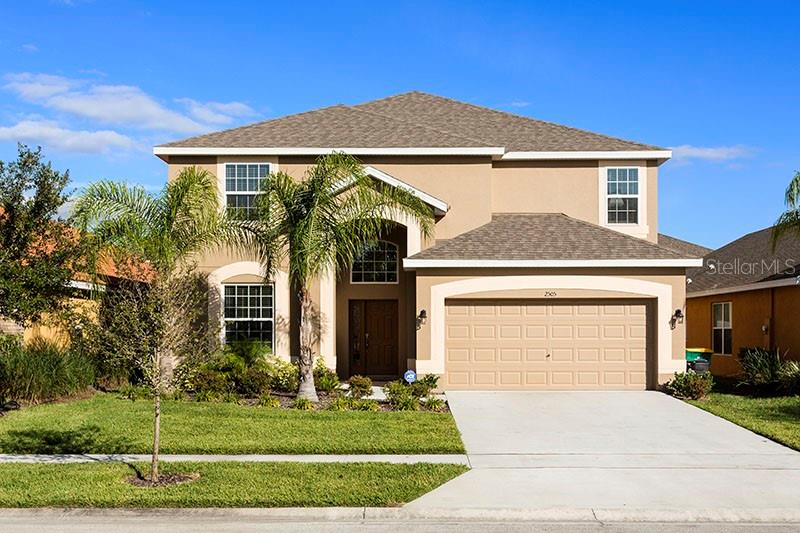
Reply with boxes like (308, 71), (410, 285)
(772, 171), (800, 251)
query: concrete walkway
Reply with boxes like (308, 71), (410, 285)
(405, 391), (800, 522)
(0, 453), (469, 464)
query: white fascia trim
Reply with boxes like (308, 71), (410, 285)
(154, 146), (505, 157)
(403, 258), (703, 269)
(501, 150), (672, 161)
(364, 166), (449, 214)
(687, 277), (800, 298)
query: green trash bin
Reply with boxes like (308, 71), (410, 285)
(686, 348), (712, 372)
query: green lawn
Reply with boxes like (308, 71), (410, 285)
(0, 394), (464, 454)
(689, 393), (800, 451)
(0, 462), (467, 507)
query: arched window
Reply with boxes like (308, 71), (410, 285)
(351, 241), (399, 284)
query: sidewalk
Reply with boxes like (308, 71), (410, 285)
(0, 453), (469, 464)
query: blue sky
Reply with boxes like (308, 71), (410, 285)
(0, 0), (797, 248)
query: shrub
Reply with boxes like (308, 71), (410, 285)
(265, 355), (299, 393)
(190, 366), (230, 395)
(664, 371), (714, 400)
(347, 375), (373, 399)
(221, 391), (240, 404)
(0, 335), (94, 404)
(384, 380), (419, 410)
(313, 359), (340, 394)
(257, 393), (280, 408)
(778, 360), (800, 394)
(351, 398), (380, 412)
(194, 390), (217, 402)
(423, 396), (446, 412)
(291, 397), (314, 410)
(419, 374), (439, 390)
(118, 383), (153, 401)
(238, 365), (271, 397)
(168, 389), (187, 401)
(739, 347), (783, 391)
(326, 396), (351, 411)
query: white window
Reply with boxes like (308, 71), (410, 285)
(351, 241), (399, 284)
(225, 163), (270, 218)
(223, 284), (274, 345)
(712, 302), (732, 355)
(607, 168), (639, 224)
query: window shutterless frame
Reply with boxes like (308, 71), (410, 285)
(224, 163), (271, 218)
(350, 240), (400, 284)
(606, 167), (639, 225)
(222, 283), (275, 346)
(711, 301), (732, 355)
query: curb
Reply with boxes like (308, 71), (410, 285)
(0, 454), (470, 465)
(2, 507), (800, 523)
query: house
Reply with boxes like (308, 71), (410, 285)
(686, 226), (800, 376)
(154, 91), (701, 390)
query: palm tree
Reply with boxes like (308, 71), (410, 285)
(772, 170), (800, 248)
(72, 166), (252, 482)
(255, 153), (434, 401)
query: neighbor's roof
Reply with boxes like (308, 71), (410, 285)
(404, 213), (699, 267)
(657, 234), (712, 258)
(687, 226), (800, 293)
(157, 91), (665, 155)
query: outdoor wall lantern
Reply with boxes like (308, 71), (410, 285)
(416, 309), (428, 330)
(670, 308), (684, 330)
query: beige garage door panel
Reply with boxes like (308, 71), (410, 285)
(445, 300), (649, 390)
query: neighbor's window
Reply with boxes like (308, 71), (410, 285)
(607, 168), (639, 224)
(225, 163), (270, 217)
(351, 241), (398, 283)
(223, 283), (274, 346)
(712, 302), (732, 355)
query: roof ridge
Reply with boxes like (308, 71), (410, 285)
(358, 91), (661, 151)
(348, 105), (496, 147)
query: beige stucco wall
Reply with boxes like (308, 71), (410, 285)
(412, 267), (687, 384)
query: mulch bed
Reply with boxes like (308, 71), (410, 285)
(128, 472), (200, 488)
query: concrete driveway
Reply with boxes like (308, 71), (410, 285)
(407, 391), (800, 522)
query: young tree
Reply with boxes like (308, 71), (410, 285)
(72, 167), (251, 482)
(772, 170), (800, 248)
(0, 145), (85, 325)
(255, 153), (434, 401)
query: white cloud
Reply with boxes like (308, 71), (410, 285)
(670, 144), (755, 163)
(21, 44), (38, 53)
(176, 98), (255, 125)
(508, 101), (530, 108)
(4, 73), (77, 100)
(0, 120), (135, 153)
(45, 84), (210, 134)
(4, 72), (259, 136)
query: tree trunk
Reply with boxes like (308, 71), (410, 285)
(151, 388), (161, 482)
(296, 287), (319, 402)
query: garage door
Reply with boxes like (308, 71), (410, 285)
(444, 300), (649, 390)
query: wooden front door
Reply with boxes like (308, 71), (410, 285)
(349, 300), (399, 377)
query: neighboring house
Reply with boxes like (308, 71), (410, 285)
(686, 226), (800, 376)
(154, 91), (701, 390)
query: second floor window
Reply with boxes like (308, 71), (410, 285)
(226, 163), (270, 217)
(351, 240), (399, 283)
(607, 167), (639, 224)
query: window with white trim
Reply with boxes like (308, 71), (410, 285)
(223, 283), (274, 345)
(225, 163), (270, 218)
(351, 241), (399, 283)
(712, 302), (732, 355)
(606, 167), (639, 224)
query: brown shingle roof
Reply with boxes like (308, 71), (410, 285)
(658, 233), (712, 258)
(357, 92), (662, 152)
(159, 91), (662, 152)
(159, 104), (493, 149)
(408, 213), (688, 261)
(687, 227), (800, 293)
